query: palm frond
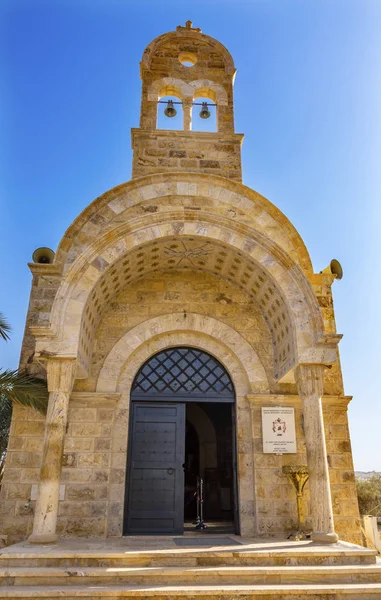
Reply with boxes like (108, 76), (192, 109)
(0, 313), (11, 342)
(0, 395), (12, 459)
(0, 370), (48, 414)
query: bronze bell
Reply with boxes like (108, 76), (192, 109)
(164, 100), (177, 118)
(199, 102), (211, 119)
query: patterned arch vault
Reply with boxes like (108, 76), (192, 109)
(79, 235), (295, 382)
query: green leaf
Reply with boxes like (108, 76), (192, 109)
(0, 370), (48, 414)
(0, 313), (11, 342)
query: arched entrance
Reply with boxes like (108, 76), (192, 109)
(124, 347), (237, 535)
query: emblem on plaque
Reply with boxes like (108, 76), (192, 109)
(272, 417), (286, 436)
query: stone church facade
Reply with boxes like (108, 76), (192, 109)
(1, 22), (361, 546)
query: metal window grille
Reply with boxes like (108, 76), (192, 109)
(131, 347), (234, 400)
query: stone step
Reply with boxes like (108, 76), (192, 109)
(1, 582), (381, 599)
(1, 564), (381, 587)
(0, 547), (376, 568)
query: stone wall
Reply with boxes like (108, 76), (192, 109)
(75, 269), (273, 392)
(250, 397), (361, 545)
(131, 129), (243, 181)
(58, 398), (116, 538)
(19, 270), (61, 373)
(0, 406), (44, 543)
(0, 269), (361, 544)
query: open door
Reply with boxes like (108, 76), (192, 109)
(124, 402), (185, 535)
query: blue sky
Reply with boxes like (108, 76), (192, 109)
(1, 0), (380, 470)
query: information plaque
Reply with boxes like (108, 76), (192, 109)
(262, 406), (297, 454)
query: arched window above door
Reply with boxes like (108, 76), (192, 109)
(131, 347), (235, 402)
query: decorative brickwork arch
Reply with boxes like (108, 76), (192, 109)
(147, 78), (194, 101)
(147, 77), (228, 105)
(34, 216), (336, 382)
(96, 313), (268, 393)
(30, 174), (341, 386)
(101, 329), (257, 538)
(190, 79), (228, 105)
(141, 28), (236, 77)
(53, 174), (312, 275)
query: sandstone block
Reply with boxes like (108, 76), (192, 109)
(66, 485), (97, 501)
(89, 501), (108, 517)
(64, 517), (105, 537)
(94, 438), (112, 452)
(92, 470), (109, 483)
(14, 421), (45, 436)
(68, 408), (97, 422)
(8, 452), (29, 468)
(71, 423), (102, 437)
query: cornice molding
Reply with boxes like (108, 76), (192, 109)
(28, 263), (62, 276)
(69, 392), (121, 406)
(246, 394), (352, 409)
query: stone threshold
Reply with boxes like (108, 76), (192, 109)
(1, 582), (381, 597)
(0, 538), (375, 556)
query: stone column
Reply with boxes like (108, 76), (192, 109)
(295, 363), (338, 544)
(183, 98), (193, 131)
(29, 358), (76, 543)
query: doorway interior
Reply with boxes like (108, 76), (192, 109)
(184, 402), (235, 532)
(123, 347), (238, 536)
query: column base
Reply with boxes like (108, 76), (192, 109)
(311, 531), (339, 544)
(28, 533), (58, 544)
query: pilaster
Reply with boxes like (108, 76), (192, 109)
(295, 363), (339, 544)
(28, 358), (76, 544)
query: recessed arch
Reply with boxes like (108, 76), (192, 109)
(104, 329), (256, 538)
(31, 174), (339, 387)
(53, 174), (313, 275)
(36, 216), (331, 382)
(96, 313), (268, 394)
(85, 235), (296, 383)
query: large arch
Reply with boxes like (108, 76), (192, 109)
(35, 220), (329, 382)
(96, 313), (268, 393)
(101, 329), (256, 538)
(30, 174), (339, 386)
(53, 174), (312, 274)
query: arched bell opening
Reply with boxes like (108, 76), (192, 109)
(157, 94), (184, 131)
(192, 92), (217, 132)
(123, 346), (238, 536)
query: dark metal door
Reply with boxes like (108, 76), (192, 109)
(125, 402), (185, 535)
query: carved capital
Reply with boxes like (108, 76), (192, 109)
(47, 358), (76, 394)
(295, 363), (325, 400)
(282, 465), (309, 495)
(182, 97), (193, 108)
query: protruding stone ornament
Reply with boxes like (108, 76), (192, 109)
(282, 465), (310, 540)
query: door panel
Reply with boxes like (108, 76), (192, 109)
(125, 402), (185, 535)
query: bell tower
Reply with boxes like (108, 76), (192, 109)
(131, 21), (244, 181)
